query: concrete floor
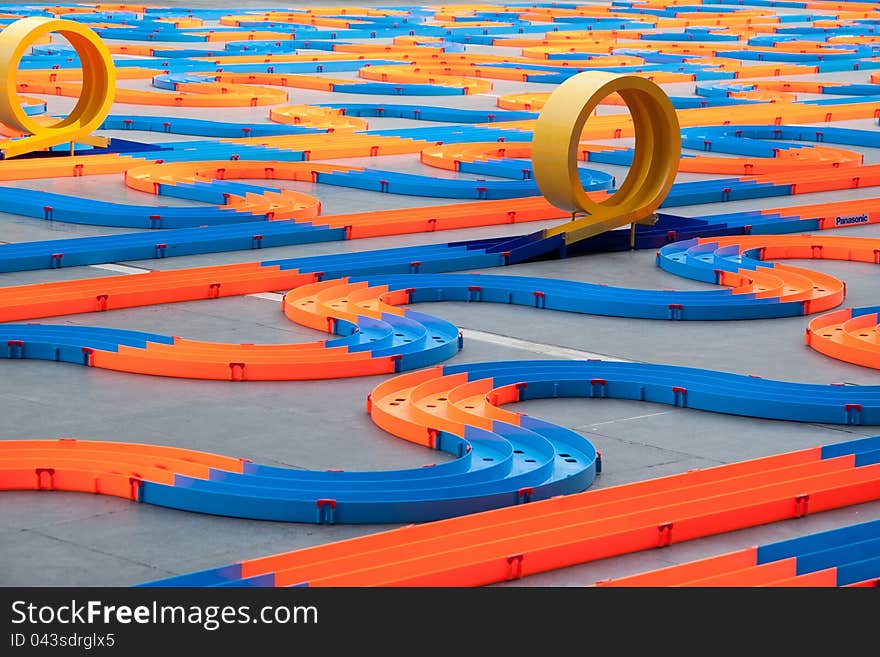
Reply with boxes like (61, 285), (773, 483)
(1, 2), (880, 587)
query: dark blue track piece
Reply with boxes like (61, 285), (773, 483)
(109, 140), (317, 163)
(210, 573), (276, 587)
(137, 564), (248, 588)
(1, 137), (169, 159)
(821, 434), (880, 467)
(477, 215), (743, 265)
(755, 518), (880, 586)
(263, 241), (507, 278)
(484, 231), (569, 262)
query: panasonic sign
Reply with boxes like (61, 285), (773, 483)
(834, 214), (869, 226)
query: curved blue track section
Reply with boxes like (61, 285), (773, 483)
(443, 360), (880, 425)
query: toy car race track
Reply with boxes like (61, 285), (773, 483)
(1, 0), (880, 589)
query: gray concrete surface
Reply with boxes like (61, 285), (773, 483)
(1, 1), (879, 587)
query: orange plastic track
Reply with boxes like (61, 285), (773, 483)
(807, 307), (880, 370)
(1, 439), (244, 499)
(420, 140), (863, 176)
(231, 448), (880, 586)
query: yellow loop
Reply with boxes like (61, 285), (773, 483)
(0, 17), (115, 158)
(531, 71), (680, 243)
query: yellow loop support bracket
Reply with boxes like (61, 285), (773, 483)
(0, 17), (115, 159)
(531, 71), (680, 245)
